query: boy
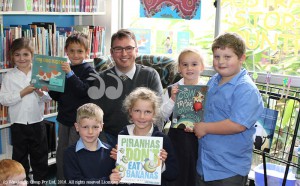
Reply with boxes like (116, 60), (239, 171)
(48, 33), (97, 182)
(0, 159), (27, 186)
(63, 103), (121, 185)
(193, 32), (264, 186)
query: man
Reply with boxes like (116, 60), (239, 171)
(90, 29), (163, 146)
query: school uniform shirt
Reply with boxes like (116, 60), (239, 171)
(197, 68), (264, 181)
(63, 138), (115, 185)
(0, 67), (51, 124)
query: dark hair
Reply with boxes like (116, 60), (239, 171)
(111, 29), (137, 48)
(65, 33), (89, 52)
(9, 38), (34, 66)
(212, 32), (246, 59)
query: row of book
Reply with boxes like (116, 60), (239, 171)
(0, 0), (12, 11)
(26, 0), (104, 13)
(0, 22), (105, 69)
(0, 100), (57, 125)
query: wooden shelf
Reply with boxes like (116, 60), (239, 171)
(0, 113), (57, 129)
(0, 123), (12, 129)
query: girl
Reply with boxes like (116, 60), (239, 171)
(0, 38), (51, 183)
(111, 87), (178, 186)
(161, 48), (206, 186)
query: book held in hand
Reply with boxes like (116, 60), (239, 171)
(172, 85), (208, 129)
(116, 135), (163, 185)
(31, 54), (67, 92)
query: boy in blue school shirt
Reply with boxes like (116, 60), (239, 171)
(63, 103), (121, 185)
(192, 32), (264, 186)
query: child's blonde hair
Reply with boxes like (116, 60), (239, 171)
(9, 38), (34, 66)
(177, 47), (205, 71)
(0, 159), (25, 185)
(212, 32), (246, 59)
(123, 87), (161, 123)
(76, 103), (104, 123)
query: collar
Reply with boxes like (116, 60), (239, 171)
(127, 124), (154, 136)
(215, 68), (247, 85)
(177, 78), (206, 85)
(75, 138), (108, 152)
(115, 65), (136, 80)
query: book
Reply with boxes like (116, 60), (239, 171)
(172, 85), (208, 129)
(116, 135), (163, 185)
(31, 54), (67, 92)
(253, 108), (278, 152)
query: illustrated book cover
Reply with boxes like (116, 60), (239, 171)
(31, 54), (67, 92)
(172, 85), (208, 129)
(116, 135), (163, 185)
(253, 108), (278, 151)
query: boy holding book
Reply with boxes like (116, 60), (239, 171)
(48, 33), (97, 182)
(193, 32), (264, 186)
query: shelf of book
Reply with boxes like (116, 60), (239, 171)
(0, 112), (58, 130)
(0, 11), (105, 15)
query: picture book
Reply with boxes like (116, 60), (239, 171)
(131, 28), (151, 54)
(172, 85), (208, 129)
(253, 108), (278, 152)
(31, 54), (67, 92)
(116, 135), (163, 185)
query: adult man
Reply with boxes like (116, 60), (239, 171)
(91, 29), (163, 146)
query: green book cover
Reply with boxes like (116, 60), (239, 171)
(31, 54), (67, 92)
(172, 85), (208, 129)
(116, 135), (163, 185)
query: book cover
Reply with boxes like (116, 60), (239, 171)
(116, 135), (163, 185)
(253, 108), (278, 151)
(172, 85), (208, 129)
(31, 54), (67, 92)
(131, 28), (151, 54)
(155, 30), (174, 54)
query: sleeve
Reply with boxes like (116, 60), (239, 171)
(66, 67), (96, 98)
(48, 91), (61, 101)
(230, 83), (264, 128)
(0, 73), (22, 106)
(161, 87), (175, 121)
(161, 134), (179, 181)
(149, 69), (163, 96)
(38, 92), (52, 103)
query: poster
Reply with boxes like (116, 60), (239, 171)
(116, 135), (163, 185)
(31, 54), (66, 92)
(131, 28), (151, 54)
(172, 85), (208, 129)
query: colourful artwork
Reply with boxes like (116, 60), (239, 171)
(172, 85), (208, 129)
(156, 30), (174, 54)
(116, 135), (163, 185)
(140, 0), (201, 20)
(131, 28), (151, 54)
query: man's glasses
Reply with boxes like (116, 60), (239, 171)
(112, 46), (135, 53)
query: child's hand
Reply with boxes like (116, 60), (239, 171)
(61, 62), (71, 73)
(40, 86), (49, 92)
(170, 85), (179, 101)
(184, 127), (194, 133)
(194, 122), (207, 138)
(35, 88), (44, 97)
(109, 168), (121, 184)
(110, 145), (118, 161)
(20, 85), (36, 97)
(159, 149), (168, 162)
